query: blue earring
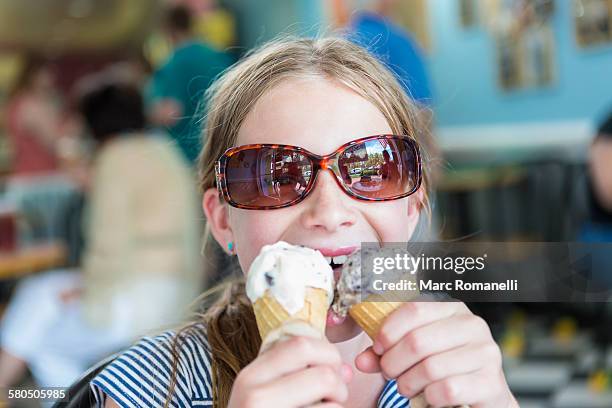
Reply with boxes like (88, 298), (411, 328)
(228, 241), (235, 254)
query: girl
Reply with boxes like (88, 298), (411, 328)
(91, 37), (518, 408)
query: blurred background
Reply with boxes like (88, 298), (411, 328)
(0, 0), (611, 407)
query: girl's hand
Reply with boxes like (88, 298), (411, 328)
(228, 336), (352, 408)
(355, 302), (518, 408)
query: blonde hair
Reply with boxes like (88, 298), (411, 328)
(167, 35), (432, 408)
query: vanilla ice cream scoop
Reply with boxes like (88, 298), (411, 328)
(246, 241), (334, 315)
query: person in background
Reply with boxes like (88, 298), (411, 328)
(147, 4), (234, 163)
(588, 111), (612, 232)
(5, 56), (78, 175)
(580, 111), (612, 288)
(79, 78), (203, 333)
(330, 0), (432, 106)
(0, 78), (202, 391)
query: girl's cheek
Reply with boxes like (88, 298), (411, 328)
(367, 200), (416, 242)
(233, 213), (286, 272)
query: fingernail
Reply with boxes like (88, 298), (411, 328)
(372, 341), (384, 355)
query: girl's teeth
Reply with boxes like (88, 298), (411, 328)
(333, 255), (347, 265)
(324, 255), (347, 267)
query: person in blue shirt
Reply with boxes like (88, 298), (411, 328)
(147, 5), (234, 163)
(345, 1), (432, 107)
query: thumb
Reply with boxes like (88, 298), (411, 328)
(355, 346), (382, 374)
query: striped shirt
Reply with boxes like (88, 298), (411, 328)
(90, 326), (411, 408)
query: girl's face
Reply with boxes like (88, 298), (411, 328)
(204, 77), (421, 342)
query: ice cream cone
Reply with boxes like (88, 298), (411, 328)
(253, 286), (329, 342)
(246, 242), (335, 352)
(347, 295), (403, 339)
(349, 297), (468, 408)
(332, 249), (468, 408)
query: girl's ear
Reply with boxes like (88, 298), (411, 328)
(406, 190), (423, 240)
(203, 188), (234, 254)
(407, 188), (425, 218)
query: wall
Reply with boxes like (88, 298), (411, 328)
(428, 1), (612, 128)
(221, 0), (611, 145)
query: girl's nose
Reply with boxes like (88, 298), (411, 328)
(299, 170), (357, 232)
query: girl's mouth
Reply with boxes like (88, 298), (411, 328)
(324, 254), (350, 285)
(324, 255), (349, 269)
(328, 265), (347, 327)
(314, 246), (357, 327)
(328, 263), (346, 327)
(333, 267), (342, 283)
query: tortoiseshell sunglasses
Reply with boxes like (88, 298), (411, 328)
(215, 134), (422, 210)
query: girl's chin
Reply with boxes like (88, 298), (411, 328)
(325, 311), (362, 342)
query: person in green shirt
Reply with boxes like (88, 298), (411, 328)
(148, 5), (234, 163)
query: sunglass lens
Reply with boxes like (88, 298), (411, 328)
(338, 138), (418, 199)
(225, 148), (313, 208)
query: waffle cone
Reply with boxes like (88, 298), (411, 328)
(252, 287), (329, 342)
(348, 294), (403, 340)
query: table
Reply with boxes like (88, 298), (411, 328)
(434, 121), (593, 240)
(0, 242), (67, 280)
(553, 382), (612, 408)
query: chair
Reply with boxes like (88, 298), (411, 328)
(52, 353), (118, 408)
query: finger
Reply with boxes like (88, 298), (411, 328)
(308, 403), (344, 408)
(422, 370), (506, 407)
(395, 342), (502, 398)
(374, 302), (469, 354)
(261, 365), (349, 406)
(244, 336), (343, 386)
(380, 314), (491, 379)
(354, 346), (381, 374)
